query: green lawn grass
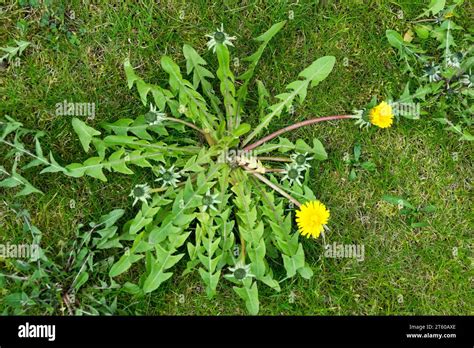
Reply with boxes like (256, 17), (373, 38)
(0, 0), (472, 315)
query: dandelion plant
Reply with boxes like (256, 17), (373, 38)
(1, 21), (394, 314)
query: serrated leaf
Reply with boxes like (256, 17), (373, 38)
(417, 0), (446, 18)
(98, 209), (125, 228)
(15, 183), (43, 197)
(386, 30), (405, 51)
(109, 253), (143, 277)
(298, 56), (336, 87)
(297, 265), (313, 279)
(143, 245), (184, 293)
(233, 123), (251, 137)
(83, 157), (107, 181)
(14, 40), (30, 55)
(39, 152), (66, 174)
(282, 244), (305, 278)
(243, 56), (335, 146)
(136, 80), (151, 105)
(0, 176), (20, 188)
(129, 209), (154, 235)
(124, 58), (139, 89)
(414, 25), (431, 39)
(109, 148), (134, 174)
(233, 279), (259, 315)
(72, 118), (101, 153)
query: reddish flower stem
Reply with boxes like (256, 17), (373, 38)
(242, 115), (354, 152)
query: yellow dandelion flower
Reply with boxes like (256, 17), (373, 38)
(369, 101), (394, 128)
(295, 200), (330, 239)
